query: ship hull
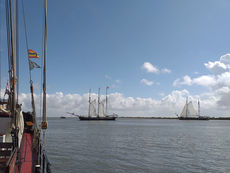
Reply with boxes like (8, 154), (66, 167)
(178, 116), (209, 120)
(79, 116), (117, 121)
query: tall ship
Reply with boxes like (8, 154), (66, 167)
(0, 0), (51, 172)
(178, 98), (209, 120)
(78, 87), (118, 121)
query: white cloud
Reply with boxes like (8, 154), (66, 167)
(142, 62), (171, 74)
(161, 68), (171, 73)
(173, 53), (230, 88)
(173, 75), (192, 86)
(172, 53), (230, 114)
(204, 61), (229, 74)
(193, 75), (216, 87)
(220, 53), (230, 65)
(142, 62), (159, 73)
(173, 72), (230, 88)
(17, 88), (230, 117)
(140, 78), (154, 86)
(204, 53), (230, 74)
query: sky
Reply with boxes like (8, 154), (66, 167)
(1, 0), (230, 117)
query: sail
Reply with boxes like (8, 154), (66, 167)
(89, 99), (96, 117)
(180, 103), (187, 117)
(180, 101), (198, 118)
(187, 101), (197, 117)
(98, 100), (105, 117)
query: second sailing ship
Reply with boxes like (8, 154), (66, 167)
(76, 87), (118, 121)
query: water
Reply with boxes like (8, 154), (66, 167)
(46, 118), (230, 173)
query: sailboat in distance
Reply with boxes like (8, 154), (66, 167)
(178, 98), (209, 120)
(78, 87), (118, 120)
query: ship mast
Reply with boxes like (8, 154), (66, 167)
(88, 89), (91, 117)
(105, 86), (109, 114)
(41, 0), (48, 136)
(6, 0), (17, 127)
(97, 88), (100, 117)
(22, 0), (37, 128)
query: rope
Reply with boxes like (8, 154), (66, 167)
(5, 0), (12, 81)
(21, 0), (32, 83)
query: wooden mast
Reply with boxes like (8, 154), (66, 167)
(8, 0), (17, 128)
(41, 0), (48, 131)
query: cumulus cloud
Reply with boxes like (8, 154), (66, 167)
(140, 78), (154, 86)
(204, 61), (228, 74)
(142, 62), (171, 74)
(17, 88), (230, 117)
(204, 53), (230, 74)
(173, 53), (230, 112)
(142, 62), (159, 73)
(173, 75), (192, 86)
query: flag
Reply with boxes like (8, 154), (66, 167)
(4, 81), (10, 97)
(28, 49), (39, 58)
(106, 86), (109, 89)
(29, 59), (41, 70)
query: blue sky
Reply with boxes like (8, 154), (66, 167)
(1, 0), (230, 116)
(46, 0), (230, 97)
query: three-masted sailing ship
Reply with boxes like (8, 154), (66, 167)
(78, 87), (118, 121)
(0, 0), (51, 172)
(178, 98), (209, 120)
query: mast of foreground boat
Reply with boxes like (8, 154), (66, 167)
(41, 0), (50, 172)
(6, 0), (17, 146)
(41, 0), (48, 131)
(41, 0), (48, 151)
(88, 89), (91, 117)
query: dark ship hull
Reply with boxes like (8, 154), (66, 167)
(79, 116), (117, 121)
(178, 116), (209, 120)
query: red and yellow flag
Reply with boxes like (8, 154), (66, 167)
(28, 49), (39, 58)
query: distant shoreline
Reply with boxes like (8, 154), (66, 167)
(118, 117), (230, 120)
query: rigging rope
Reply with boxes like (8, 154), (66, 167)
(5, 0), (12, 82)
(0, 0), (3, 99)
(21, 0), (32, 82)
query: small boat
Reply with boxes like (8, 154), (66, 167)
(78, 87), (118, 121)
(178, 98), (209, 120)
(60, 116), (66, 119)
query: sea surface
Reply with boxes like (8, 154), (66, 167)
(46, 118), (230, 173)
